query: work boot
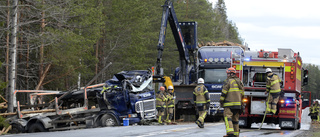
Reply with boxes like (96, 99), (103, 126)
(195, 120), (202, 128)
(223, 134), (236, 137)
(200, 122), (204, 128)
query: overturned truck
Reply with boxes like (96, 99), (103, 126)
(4, 70), (156, 133)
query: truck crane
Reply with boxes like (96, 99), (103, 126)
(154, 0), (197, 85)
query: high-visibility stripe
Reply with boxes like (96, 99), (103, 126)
(222, 89), (228, 94)
(234, 132), (239, 135)
(196, 101), (208, 104)
(230, 80), (236, 84)
(220, 96), (225, 101)
(270, 89), (281, 93)
(193, 90), (208, 96)
(229, 88), (241, 92)
(241, 91), (244, 95)
(270, 79), (280, 86)
(167, 105), (174, 107)
(244, 61), (284, 67)
(224, 116), (234, 133)
(224, 102), (241, 106)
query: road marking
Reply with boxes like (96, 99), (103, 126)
(128, 122), (224, 137)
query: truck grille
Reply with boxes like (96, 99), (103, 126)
(208, 93), (223, 115)
(135, 99), (156, 119)
(210, 93), (221, 103)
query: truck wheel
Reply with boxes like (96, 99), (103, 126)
(244, 119), (252, 128)
(28, 123), (47, 133)
(9, 124), (25, 133)
(100, 114), (120, 127)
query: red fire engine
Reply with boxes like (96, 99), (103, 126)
(235, 48), (310, 129)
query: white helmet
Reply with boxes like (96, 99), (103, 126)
(266, 68), (272, 73)
(168, 86), (174, 90)
(198, 78), (204, 84)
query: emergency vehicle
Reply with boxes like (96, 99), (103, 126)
(236, 48), (310, 129)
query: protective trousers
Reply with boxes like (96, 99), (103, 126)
(157, 107), (165, 123)
(266, 93), (279, 114)
(165, 107), (174, 123)
(224, 108), (240, 137)
(198, 111), (207, 124)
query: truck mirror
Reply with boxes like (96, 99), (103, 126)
(303, 77), (308, 86)
(303, 70), (308, 86)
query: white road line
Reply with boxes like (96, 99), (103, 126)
(128, 123), (224, 137)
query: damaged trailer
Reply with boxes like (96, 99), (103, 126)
(4, 70), (157, 133)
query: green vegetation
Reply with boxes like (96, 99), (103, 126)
(0, 0), (242, 91)
(303, 64), (320, 101)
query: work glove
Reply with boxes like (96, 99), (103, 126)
(219, 100), (224, 106)
(240, 104), (245, 114)
(206, 102), (210, 109)
(161, 107), (165, 112)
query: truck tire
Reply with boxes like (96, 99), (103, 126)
(9, 124), (25, 133)
(297, 122), (301, 129)
(244, 118), (252, 128)
(100, 114), (120, 127)
(28, 123), (47, 133)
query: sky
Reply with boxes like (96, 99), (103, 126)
(208, 0), (320, 65)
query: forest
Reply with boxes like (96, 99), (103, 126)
(0, 0), (242, 94)
(1, 0), (319, 102)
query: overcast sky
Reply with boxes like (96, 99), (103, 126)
(208, 0), (320, 65)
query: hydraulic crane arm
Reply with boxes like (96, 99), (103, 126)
(156, 0), (194, 84)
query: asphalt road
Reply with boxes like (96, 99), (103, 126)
(4, 108), (311, 137)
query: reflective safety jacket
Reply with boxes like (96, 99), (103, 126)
(310, 104), (320, 114)
(166, 92), (174, 108)
(266, 73), (281, 93)
(193, 84), (210, 104)
(220, 75), (244, 109)
(156, 90), (167, 108)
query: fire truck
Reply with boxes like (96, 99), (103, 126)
(237, 48), (310, 129)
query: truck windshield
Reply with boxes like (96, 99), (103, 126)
(131, 77), (153, 92)
(203, 69), (227, 84)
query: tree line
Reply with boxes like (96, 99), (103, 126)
(303, 64), (320, 101)
(0, 0), (242, 99)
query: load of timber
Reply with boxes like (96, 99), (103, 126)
(198, 40), (246, 50)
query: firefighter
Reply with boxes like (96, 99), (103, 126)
(265, 68), (281, 114)
(100, 83), (118, 94)
(309, 101), (319, 123)
(156, 86), (167, 124)
(165, 85), (174, 124)
(193, 78), (210, 128)
(220, 67), (244, 137)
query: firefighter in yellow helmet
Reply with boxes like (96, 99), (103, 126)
(220, 67), (244, 137)
(194, 78), (210, 128)
(165, 85), (174, 124)
(265, 68), (281, 114)
(156, 86), (167, 124)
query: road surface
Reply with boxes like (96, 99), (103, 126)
(4, 108), (311, 137)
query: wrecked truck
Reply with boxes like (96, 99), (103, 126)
(6, 70), (156, 133)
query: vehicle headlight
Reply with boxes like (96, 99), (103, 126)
(226, 58), (231, 62)
(208, 58), (214, 62)
(220, 58), (225, 62)
(214, 58), (219, 62)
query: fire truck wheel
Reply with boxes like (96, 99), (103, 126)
(28, 123), (47, 133)
(297, 122), (301, 129)
(100, 114), (120, 127)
